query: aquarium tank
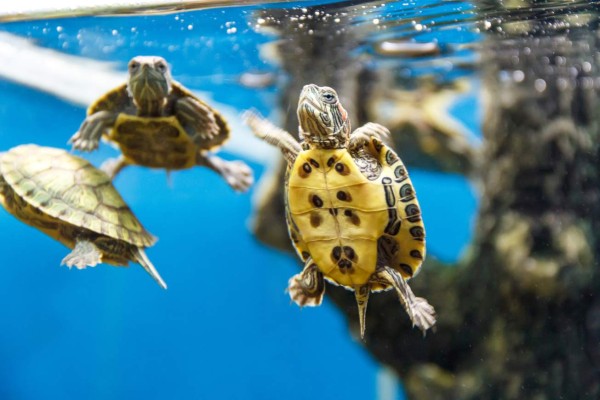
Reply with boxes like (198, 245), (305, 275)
(0, 0), (599, 399)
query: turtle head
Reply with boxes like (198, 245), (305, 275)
(297, 84), (351, 149)
(127, 56), (172, 115)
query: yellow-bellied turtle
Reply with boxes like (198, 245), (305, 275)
(69, 56), (253, 192)
(245, 84), (436, 338)
(0, 144), (166, 289)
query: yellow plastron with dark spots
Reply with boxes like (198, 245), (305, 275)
(286, 138), (425, 289)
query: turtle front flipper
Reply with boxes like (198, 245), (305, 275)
(372, 265), (436, 334)
(196, 152), (254, 192)
(61, 239), (103, 269)
(243, 110), (301, 164)
(349, 122), (392, 152)
(174, 96), (222, 143)
(70, 111), (118, 152)
(288, 258), (325, 307)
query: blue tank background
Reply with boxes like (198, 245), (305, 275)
(0, 3), (478, 399)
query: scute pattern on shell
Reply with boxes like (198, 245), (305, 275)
(110, 114), (198, 169)
(286, 137), (426, 288)
(0, 145), (155, 247)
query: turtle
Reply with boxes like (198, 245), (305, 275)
(0, 144), (166, 289)
(244, 84), (436, 338)
(69, 55), (253, 192)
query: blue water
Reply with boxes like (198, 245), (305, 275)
(0, 2), (478, 399)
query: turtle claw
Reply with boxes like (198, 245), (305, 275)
(372, 266), (437, 334)
(70, 110), (116, 152)
(61, 240), (102, 270)
(197, 126), (219, 142)
(348, 131), (372, 152)
(350, 122), (393, 151)
(411, 296), (437, 334)
(197, 154), (254, 192)
(287, 261), (325, 307)
(221, 160), (254, 192)
(69, 133), (100, 152)
(288, 274), (323, 307)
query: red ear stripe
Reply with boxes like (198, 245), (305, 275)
(338, 104), (348, 120)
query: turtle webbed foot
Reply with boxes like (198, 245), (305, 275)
(69, 131), (100, 152)
(288, 261), (325, 307)
(374, 265), (437, 334)
(69, 111), (117, 152)
(288, 274), (324, 307)
(197, 154), (254, 192)
(243, 110), (301, 163)
(61, 240), (102, 269)
(220, 160), (254, 192)
(349, 122), (392, 152)
(411, 296), (437, 335)
(175, 97), (221, 142)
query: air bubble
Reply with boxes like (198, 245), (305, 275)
(557, 78), (569, 90)
(513, 70), (525, 82)
(569, 66), (578, 77)
(534, 79), (547, 92)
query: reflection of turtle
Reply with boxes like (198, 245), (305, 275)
(0, 144), (166, 288)
(69, 56), (253, 192)
(245, 84), (436, 338)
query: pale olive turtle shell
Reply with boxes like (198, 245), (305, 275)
(0, 144), (155, 248)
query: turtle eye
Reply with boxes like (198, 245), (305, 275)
(155, 62), (167, 73)
(129, 61), (139, 72)
(321, 91), (337, 104)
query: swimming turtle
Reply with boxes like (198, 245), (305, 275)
(69, 55), (253, 192)
(245, 84), (436, 338)
(0, 144), (166, 289)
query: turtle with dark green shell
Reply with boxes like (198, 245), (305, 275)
(245, 84), (436, 338)
(69, 56), (253, 191)
(0, 144), (166, 288)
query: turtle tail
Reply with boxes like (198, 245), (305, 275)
(132, 247), (167, 289)
(355, 284), (371, 340)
